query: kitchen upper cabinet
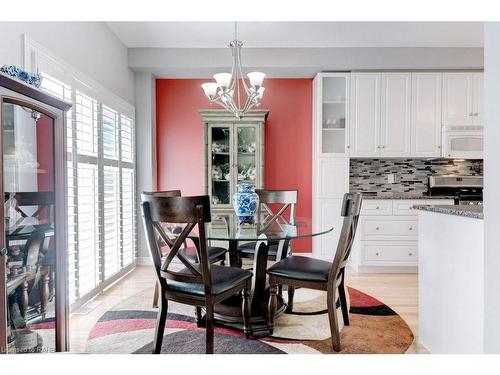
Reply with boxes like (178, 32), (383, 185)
(380, 73), (411, 157)
(349, 73), (380, 157)
(472, 73), (483, 125)
(442, 72), (483, 126)
(411, 73), (442, 157)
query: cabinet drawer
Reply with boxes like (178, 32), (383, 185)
(363, 219), (418, 238)
(392, 200), (422, 216)
(361, 200), (392, 216)
(364, 243), (418, 262)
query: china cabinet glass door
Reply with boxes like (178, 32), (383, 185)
(209, 125), (232, 207)
(235, 124), (258, 186)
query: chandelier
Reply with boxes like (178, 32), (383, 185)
(201, 22), (266, 119)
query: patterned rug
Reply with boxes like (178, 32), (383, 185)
(86, 287), (414, 354)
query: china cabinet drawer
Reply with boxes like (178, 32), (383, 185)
(363, 219), (418, 238)
(363, 242), (418, 263)
(361, 200), (392, 216)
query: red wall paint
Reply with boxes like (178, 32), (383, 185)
(156, 78), (313, 252)
(36, 115), (54, 192)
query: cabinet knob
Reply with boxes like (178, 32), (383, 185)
(382, 145), (386, 149)
(346, 145), (350, 149)
(375, 227), (380, 230)
(375, 206), (380, 210)
(437, 145), (442, 149)
(409, 252), (413, 256)
(375, 252), (379, 256)
(469, 112), (474, 117)
(409, 227), (413, 231)
(474, 113), (479, 117)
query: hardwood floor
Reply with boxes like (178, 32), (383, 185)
(69, 265), (424, 353)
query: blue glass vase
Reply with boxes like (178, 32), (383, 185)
(233, 184), (259, 224)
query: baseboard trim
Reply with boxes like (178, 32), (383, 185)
(356, 265), (418, 274)
(136, 256), (152, 266)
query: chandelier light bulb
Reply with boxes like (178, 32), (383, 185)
(201, 82), (218, 99)
(214, 73), (232, 90)
(247, 72), (266, 88)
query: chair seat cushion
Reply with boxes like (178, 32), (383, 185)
(267, 255), (332, 282)
(164, 265), (252, 297)
(177, 246), (227, 263)
(238, 241), (279, 256)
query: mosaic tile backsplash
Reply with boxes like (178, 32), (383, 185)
(350, 158), (483, 196)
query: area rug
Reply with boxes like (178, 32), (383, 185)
(85, 286), (413, 354)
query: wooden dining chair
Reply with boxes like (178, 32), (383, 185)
(238, 189), (298, 261)
(141, 195), (253, 354)
(267, 193), (362, 352)
(142, 191), (228, 308)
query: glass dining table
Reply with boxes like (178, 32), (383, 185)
(199, 211), (334, 337)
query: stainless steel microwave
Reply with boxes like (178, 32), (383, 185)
(442, 125), (483, 159)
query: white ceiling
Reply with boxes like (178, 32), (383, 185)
(107, 22), (484, 49)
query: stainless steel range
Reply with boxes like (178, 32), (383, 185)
(426, 175), (483, 205)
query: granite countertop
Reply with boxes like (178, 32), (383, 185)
(413, 204), (483, 219)
(360, 193), (455, 200)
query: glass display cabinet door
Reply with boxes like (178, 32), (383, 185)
(209, 125), (232, 207)
(0, 99), (57, 353)
(321, 76), (348, 154)
(235, 124), (258, 186)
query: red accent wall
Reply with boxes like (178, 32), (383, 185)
(36, 115), (54, 192)
(156, 78), (313, 252)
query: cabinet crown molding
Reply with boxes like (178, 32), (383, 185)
(199, 109), (269, 123)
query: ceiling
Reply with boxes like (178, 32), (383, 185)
(107, 22), (484, 49)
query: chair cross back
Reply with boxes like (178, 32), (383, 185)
(141, 195), (212, 288)
(328, 193), (362, 285)
(256, 189), (298, 229)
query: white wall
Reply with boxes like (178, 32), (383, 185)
(128, 47), (484, 78)
(483, 22), (500, 353)
(134, 72), (157, 263)
(0, 22), (134, 104)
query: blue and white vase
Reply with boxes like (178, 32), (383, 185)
(233, 184), (259, 224)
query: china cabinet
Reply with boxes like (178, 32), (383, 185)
(0, 73), (71, 353)
(199, 109), (268, 211)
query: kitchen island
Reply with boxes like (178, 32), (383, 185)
(414, 204), (484, 353)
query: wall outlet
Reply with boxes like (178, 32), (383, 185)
(387, 173), (396, 184)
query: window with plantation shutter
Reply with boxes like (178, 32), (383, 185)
(28, 38), (136, 308)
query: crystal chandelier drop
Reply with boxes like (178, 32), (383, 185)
(201, 22), (266, 119)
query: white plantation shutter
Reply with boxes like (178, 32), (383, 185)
(31, 41), (136, 308)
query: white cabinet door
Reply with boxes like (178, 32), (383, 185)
(349, 73), (380, 157)
(316, 199), (344, 259)
(317, 157), (349, 198)
(411, 73), (442, 157)
(380, 73), (411, 157)
(442, 73), (474, 126)
(473, 72), (483, 125)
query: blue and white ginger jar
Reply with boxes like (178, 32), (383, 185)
(233, 184), (259, 223)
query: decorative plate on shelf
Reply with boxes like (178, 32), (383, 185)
(0, 65), (42, 88)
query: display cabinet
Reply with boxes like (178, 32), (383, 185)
(0, 73), (71, 353)
(199, 109), (268, 211)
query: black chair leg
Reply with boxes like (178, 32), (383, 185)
(153, 297), (168, 354)
(242, 283), (252, 339)
(338, 283), (350, 326)
(195, 306), (205, 327)
(205, 303), (215, 354)
(286, 286), (295, 313)
(268, 278), (278, 335)
(327, 288), (341, 352)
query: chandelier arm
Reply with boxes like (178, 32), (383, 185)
(241, 93), (254, 114)
(237, 43), (251, 95)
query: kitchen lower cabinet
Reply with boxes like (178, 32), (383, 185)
(352, 199), (454, 272)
